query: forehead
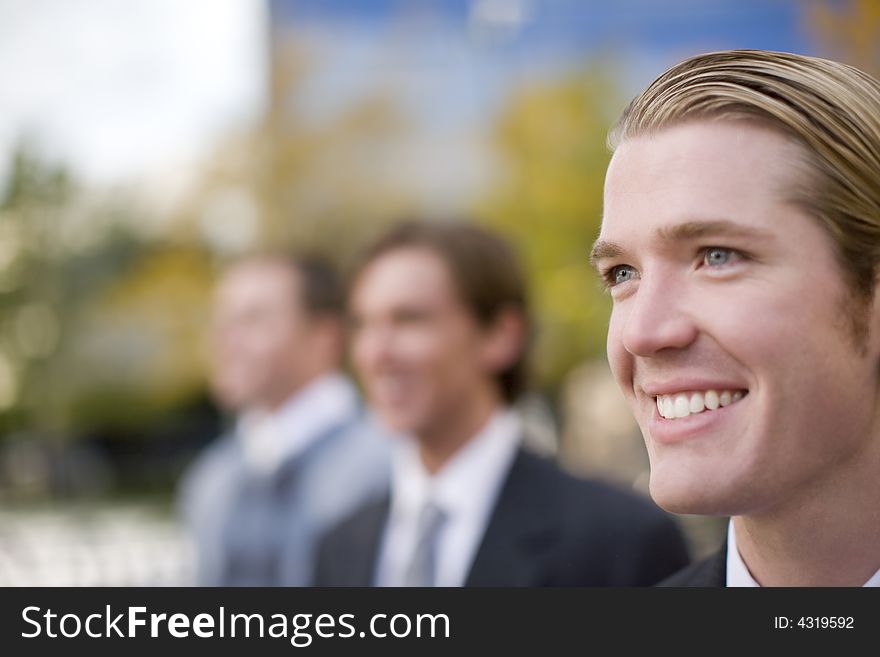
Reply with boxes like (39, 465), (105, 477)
(215, 261), (299, 310)
(600, 121), (805, 245)
(353, 247), (460, 311)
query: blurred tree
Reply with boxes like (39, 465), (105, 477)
(0, 147), (214, 440)
(64, 246), (215, 433)
(0, 148), (74, 435)
(806, 0), (880, 76)
(476, 69), (623, 390)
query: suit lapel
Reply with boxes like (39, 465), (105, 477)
(347, 495), (391, 586)
(464, 449), (559, 586)
(659, 540), (727, 586)
(693, 541), (728, 586)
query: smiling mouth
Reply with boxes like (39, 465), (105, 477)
(655, 389), (748, 420)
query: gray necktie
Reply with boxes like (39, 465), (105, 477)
(402, 501), (447, 587)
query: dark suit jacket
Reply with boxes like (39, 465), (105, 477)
(313, 448), (690, 586)
(658, 541), (727, 587)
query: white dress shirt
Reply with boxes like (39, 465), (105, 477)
(726, 519), (880, 587)
(374, 408), (522, 587)
(237, 372), (360, 476)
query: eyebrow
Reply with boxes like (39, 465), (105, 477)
(589, 219), (775, 270)
(588, 240), (623, 271)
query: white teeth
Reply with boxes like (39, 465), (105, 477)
(673, 395), (689, 418)
(704, 390), (719, 410)
(655, 389), (746, 420)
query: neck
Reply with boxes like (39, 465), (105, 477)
(259, 368), (337, 414)
(733, 438), (880, 586)
(416, 388), (501, 475)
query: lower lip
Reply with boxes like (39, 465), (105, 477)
(647, 395), (747, 445)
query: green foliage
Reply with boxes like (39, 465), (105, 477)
(477, 69), (623, 388)
(0, 147), (214, 438)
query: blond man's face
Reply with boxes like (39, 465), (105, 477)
(596, 121), (880, 516)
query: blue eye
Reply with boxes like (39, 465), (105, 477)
(607, 265), (638, 287)
(703, 247), (733, 267)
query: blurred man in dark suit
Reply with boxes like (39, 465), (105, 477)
(593, 50), (880, 586)
(315, 221), (689, 586)
(179, 255), (388, 585)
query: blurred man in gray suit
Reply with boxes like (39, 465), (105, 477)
(179, 255), (388, 586)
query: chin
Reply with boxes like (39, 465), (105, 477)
(373, 408), (418, 434)
(648, 470), (744, 516)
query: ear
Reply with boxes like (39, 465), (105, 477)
(479, 306), (527, 375)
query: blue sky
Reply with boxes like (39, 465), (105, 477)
(270, 0), (819, 129)
(272, 0), (814, 62)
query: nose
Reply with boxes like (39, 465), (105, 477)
(619, 273), (698, 357)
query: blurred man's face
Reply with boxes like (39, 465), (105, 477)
(209, 262), (314, 412)
(350, 248), (500, 441)
(597, 121), (880, 516)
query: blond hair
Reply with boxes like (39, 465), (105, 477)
(610, 49), (880, 298)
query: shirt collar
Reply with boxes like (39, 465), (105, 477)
(726, 518), (880, 587)
(389, 408), (522, 521)
(237, 372), (359, 474)
(726, 519), (759, 587)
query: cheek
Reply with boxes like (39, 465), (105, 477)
(706, 286), (873, 441)
(417, 326), (483, 389)
(708, 282), (848, 384)
(605, 309), (632, 391)
(404, 330), (446, 365)
(405, 321), (469, 365)
(230, 324), (277, 359)
(255, 329), (295, 364)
